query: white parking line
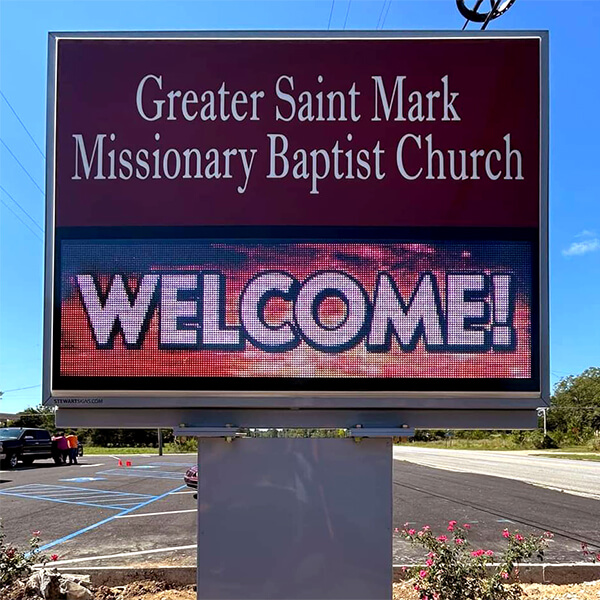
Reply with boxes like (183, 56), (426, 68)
(78, 463), (104, 468)
(115, 508), (197, 519)
(44, 544), (197, 566)
(171, 490), (196, 494)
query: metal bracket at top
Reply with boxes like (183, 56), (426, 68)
(348, 425), (414, 439)
(174, 424), (414, 441)
(174, 425), (240, 441)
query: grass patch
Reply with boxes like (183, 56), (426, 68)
(83, 444), (197, 455)
(83, 446), (160, 454)
(405, 439), (592, 452)
(529, 453), (600, 462)
(408, 439), (525, 451)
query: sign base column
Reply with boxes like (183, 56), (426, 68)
(196, 436), (393, 600)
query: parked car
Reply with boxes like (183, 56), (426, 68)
(0, 427), (61, 469)
(184, 465), (198, 489)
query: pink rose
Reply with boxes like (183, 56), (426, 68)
(32, 531), (41, 537)
(51, 554), (59, 561)
(447, 524), (455, 532)
(394, 527), (399, 533)
(463, 523), (471, 529)
(408, 529), (416, 535)
(485, 550), (494, 557)
(419, 569), (428, 579)
(448, 520), (457, 527)
(515, 534), (524, 542)
(455, 538), (464, 545)
(423, 525), (431, 531)
(437, 535), (447, 542)
(426, 558), (433, 566)
(501, 571), (509, 580)
(502, 529), (510, 538)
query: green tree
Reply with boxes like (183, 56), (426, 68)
(548, 367), (600, 443)
(11, 406), (56, 432)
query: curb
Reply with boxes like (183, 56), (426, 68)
(57, 564), (600, 587)
(392, 563), (600, 585)
(62, 567), (197, 587)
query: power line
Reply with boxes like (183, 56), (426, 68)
(1, 384), (41, 394)
(0, 185), (44, 233)
(0, 198), (43, 242)
(0, 90), (45, 159)
(343, 0), (352, 29)
(0, 137), (45, 195)
(327, 0), (335, 29)
(376, 0), (390, 29)
(380, 0), (393, 29)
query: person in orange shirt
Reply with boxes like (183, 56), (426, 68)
(65, 431), (79, 465)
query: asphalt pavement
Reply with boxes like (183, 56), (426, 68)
(0, 455), (198, 567)
(393, 446), (600, 499)
(392, 450), (600, 563)
(0, 449), (598, 567)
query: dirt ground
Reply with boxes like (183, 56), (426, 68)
(392, 580), (600, 599)
(98, 579), (600, 599)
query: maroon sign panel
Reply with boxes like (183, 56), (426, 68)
(46, 33), (546, 405)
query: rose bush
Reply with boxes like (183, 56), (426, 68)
(398, 521), (553, 600)
(581, 542), (600, 563)
(0, 520), (56, 587)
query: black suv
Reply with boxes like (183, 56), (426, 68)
(0, 428), (61, 469)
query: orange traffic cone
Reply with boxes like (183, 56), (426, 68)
(117, 459), (123, 467)
(126, 460), (132, 467)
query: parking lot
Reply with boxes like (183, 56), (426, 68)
(1, 450), (598, 568)
(0, 454), (199, 567)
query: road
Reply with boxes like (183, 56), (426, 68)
(393, 446), (600, 499)
(0, 449), (598, 567)
(392, 447), (600, 563)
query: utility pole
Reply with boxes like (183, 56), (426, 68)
(158, 428), (163, 456)
(537, 407), (548, 436)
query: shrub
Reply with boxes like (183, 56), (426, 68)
(0, 521), (56, 587)
(164, 437), (198, 453)
(398, 522), (552, 600)
(588, 436), (600, 452)
(581, 542), (600, 563)
(530, 431), (559, 449)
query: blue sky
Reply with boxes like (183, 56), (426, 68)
(0, 0), (598, 413)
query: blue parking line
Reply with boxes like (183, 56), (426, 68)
(0, 491), (132, 511)
(96, 468), (184, 480)
(36, 484), (187, 554)
(10, 483), (154, 498)
(0, 483), (157, 511)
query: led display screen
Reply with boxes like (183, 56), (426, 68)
(45, 33), (547, 405)
(55, 233), (536, 392)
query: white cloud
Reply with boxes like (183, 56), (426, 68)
(562, 238), (600, 257)
(575, 230), (597, 238)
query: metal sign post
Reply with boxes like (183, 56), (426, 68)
(173, 426), (411, 600)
